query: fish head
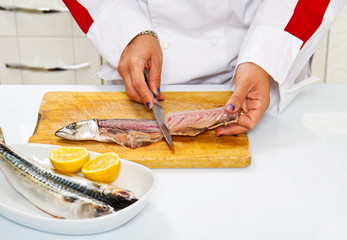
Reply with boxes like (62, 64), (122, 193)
(94, 203), (114, 217)
(77, 201), (114, 218)
(55, 119), (99, 141)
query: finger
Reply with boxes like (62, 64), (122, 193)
(117, 57), (143, 103)
(241, 98), (248, 113)
(225, 82), (250, 113)
(215, 124), (249, 136)
(157, 94), (165, 101)
(123, 73), (143, 103)
(148, 55), (164, 100)
(236, 108), (262, 130)
(215, 108), (261, 136)
(130, 66), (154, 108)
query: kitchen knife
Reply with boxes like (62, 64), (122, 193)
(144, 72), (173, 146)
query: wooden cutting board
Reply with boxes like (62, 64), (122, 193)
(29, 91), (250, 168)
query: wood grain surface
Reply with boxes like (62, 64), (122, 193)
(29, 91), (251, 168)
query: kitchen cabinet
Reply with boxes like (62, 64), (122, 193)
(0, 0), (101, 85)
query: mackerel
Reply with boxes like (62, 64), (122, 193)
(55, 107), (240, 149)
(0, 142), (138, 218)
(43, 168), (138, 211)
(0, 142), (114, 219)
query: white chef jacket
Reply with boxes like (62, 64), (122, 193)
(63, 0), (346, 114)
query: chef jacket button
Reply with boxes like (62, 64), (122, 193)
(162, 42), (169, 50)
(211, 39), (218, 46)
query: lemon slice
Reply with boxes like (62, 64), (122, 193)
(81, 152), (120, 183)
(50, 146), (89, 173)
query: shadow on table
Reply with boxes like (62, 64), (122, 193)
(0, 202), (172, 240)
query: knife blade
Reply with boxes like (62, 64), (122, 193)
(0, 127), (5, 144)
(144, 72), (173, 146)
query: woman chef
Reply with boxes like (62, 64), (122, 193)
(63, 0), (346, 135)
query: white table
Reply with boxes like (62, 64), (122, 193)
(0, 84), (346, 240)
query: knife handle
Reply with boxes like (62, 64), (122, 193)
(143, 71), (158, 104)
(0, 127), (6, 144)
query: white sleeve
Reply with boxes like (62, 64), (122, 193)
(235, 0), (347, 114)
(63, 0), (153, 70)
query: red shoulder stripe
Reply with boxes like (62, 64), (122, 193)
(63, 0), (94, 34)
(284, 0), (330, 47)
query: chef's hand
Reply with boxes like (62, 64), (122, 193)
(117, 34), (164, 109)
(215, 62), (270, 136)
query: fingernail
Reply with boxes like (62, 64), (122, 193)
(157, 88), (161, 95)
(146, 102), (151, 109)
(226, 104), (235, 112)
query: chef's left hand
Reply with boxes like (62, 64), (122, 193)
(215, 62), (270, 136)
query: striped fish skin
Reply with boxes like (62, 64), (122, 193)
(46, 170), (138, 211)
(0, 143), (114, 219)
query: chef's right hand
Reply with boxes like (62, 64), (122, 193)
(117, 34), (164, 109)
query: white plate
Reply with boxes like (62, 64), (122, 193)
(0, 143), (156, 235)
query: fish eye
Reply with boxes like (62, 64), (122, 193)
(67, 123), (76, 129)
(100, 205), (110, 212)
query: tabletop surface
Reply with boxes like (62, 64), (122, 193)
(0, 83), (346, 240)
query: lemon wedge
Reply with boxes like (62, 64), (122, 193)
(50, 146), (89, 173)
(81, 152), (120, 183)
